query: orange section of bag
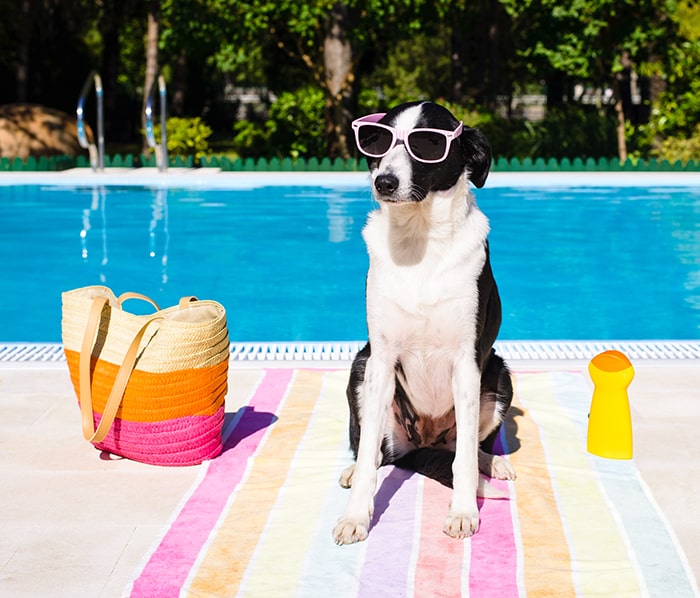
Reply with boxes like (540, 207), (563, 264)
(64, 349), (228, 422)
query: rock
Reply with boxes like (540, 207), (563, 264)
(0, 103), (93, 159)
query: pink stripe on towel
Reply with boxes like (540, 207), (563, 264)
(469, 479), (518, 597)
(130, 368), (293, 598)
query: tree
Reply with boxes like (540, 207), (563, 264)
(499, 0), (679, 161)
(182, 0), (452, 158)
(212, 0), (357, 157)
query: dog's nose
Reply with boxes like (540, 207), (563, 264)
(374, 174), (399, 196)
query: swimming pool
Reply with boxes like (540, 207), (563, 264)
(1, 170), (699, 344)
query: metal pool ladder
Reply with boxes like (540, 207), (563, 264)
(76, 71), (105, 172)
(145, 74), (168, 172)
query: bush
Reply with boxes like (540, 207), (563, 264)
(233, 86), (326, 159)
(152, 117), (213, 160)
(655, 123), (700, 162)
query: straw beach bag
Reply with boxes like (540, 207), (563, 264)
(61, 285), (229, 466)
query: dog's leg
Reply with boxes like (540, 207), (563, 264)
(478, 400), (516, 480)
(333, 354), (395, 545)
(478, 353), (516, 481)
(444, 350), (481, 538)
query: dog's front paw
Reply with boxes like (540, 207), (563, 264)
(478, 449), (516, 480)
(443, 509), (480, 539)
(338, 464), (355, 488)
(491, 455), (516, 480)
(333, 517), (370, 545)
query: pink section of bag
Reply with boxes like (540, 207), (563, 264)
(91, 406), (225, 466)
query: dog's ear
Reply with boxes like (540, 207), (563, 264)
(460, 127), (492, 188)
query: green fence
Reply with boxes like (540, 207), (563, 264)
(1, 154), (699, 172)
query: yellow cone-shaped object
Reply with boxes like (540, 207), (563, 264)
(587, 350), (634, 459)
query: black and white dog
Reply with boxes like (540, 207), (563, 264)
(333, 101), (515, 545)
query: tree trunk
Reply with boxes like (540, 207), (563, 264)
(646, 55), (666, 152)
(323, 2), (354, 159)
(614, 52), (632, 163)
(142, 1), (160, 153)
(614, 97), (628, 163)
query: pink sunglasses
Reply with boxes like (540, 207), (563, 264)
(351, 113), (463, 163)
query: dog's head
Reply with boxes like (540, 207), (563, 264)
(352, 101), (491, 203)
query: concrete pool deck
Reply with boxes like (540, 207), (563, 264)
(0, 344), (699, 597)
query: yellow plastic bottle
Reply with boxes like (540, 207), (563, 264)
(587, 350), (634, 459)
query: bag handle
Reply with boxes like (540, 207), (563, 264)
(179, 296), (199, 307)
(78, 295), (163, 443)
(117, 291), (160, 311)
(116, 291), (197, 311)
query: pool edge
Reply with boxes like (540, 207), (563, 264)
(2, 340), (699, 367)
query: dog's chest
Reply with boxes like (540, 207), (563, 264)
(363, 219), (487, 348)
(374, 271), (475, 345)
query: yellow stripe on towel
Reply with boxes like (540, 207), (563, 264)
(240, 369), (349, 595)
(517, 373), (641, 597)
(186, 369), (324, 596)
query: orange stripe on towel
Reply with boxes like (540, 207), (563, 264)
(507, 377), (577, 598)
(64, 349), (227, 421)
(186, 369), (323, 597)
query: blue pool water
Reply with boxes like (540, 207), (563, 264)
(0, 181), (699, 342)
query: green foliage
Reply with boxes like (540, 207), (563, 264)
(4, 0), (699, 162)
(678, 0), (700, 41)
(436, 101), (616, 160)
(233, 86), (326, 159)
(501, 0), (674, 86)
(432, 101), (520, 158)
(655, 124), (700, 163)
(526, 106), (617, 159)
(361, 31), (452, 107)
(651, 41), (700, 138)
(153, 117), (213, 160)
(356, 88), (384, 115)
(631, 31), (700, 157)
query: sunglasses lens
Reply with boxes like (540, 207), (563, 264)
(407, 131), (448, 161)
(357, 125), (393, 156)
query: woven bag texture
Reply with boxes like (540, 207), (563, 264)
(61, 286), (229, 466)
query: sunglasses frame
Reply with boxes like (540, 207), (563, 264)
(351, 112), (464, 163)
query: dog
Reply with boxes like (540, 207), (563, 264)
(332, 101), (515, 546)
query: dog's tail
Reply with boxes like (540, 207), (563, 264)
(392, 448), (508, 499)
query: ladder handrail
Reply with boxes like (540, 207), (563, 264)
(145, 74), (168, 172)
(76, 71), (105, 172)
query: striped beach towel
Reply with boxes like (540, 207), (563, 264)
(126, 368), (697, 597)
